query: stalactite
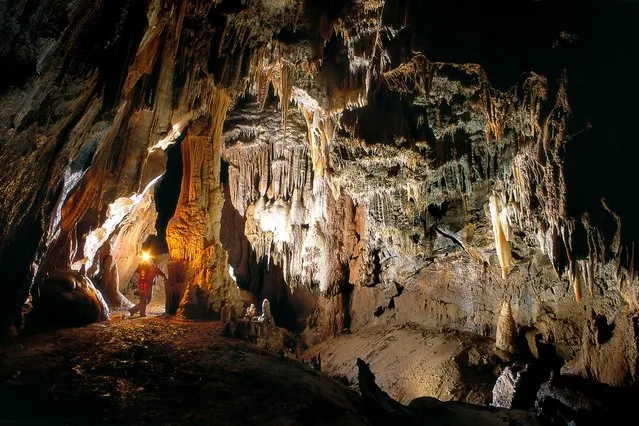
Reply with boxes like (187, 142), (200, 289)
(222, 96), (332, 291)
(560, 222), (583, 304)
(222, 120), (311, 217)
(489, 194), (512, 279)
(222, 49), (339, 285)
(279, 61), (295, 131)
(382, 54), (427, 95)
(481, 67), (638, 309)
(569, 263), (583, 304)
(602, 198), (622, 259)
(224, 142), (270, 216)
(489, 73), (598, 302)
(246, 43), (319, 130)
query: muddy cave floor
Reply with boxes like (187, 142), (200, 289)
(1, 311), (540, 426)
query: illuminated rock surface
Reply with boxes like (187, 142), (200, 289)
(1, 0), (639, 424)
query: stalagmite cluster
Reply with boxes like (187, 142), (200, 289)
(165, 88), (243, 319)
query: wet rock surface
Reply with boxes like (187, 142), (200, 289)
(492, 363), (549, 410)
(356, 357), (540, 426)
(26, 269), (109, 332)
(534, 372), (639, 425)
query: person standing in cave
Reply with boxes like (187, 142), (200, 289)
(128, 253), (167, 318)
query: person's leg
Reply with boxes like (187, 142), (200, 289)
(129, 303), (140, 315)
(140, 291), (147, 317)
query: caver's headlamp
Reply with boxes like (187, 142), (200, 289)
(140, 251), (153, 263)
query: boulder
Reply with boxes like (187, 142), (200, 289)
(29, 270), (109, 330)
(535, 372), (639, 424)
(493, 363), (548, 409)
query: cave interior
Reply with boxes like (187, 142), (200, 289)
(1, 0), (639, 424)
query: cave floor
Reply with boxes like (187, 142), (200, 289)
(302, 323), (499, 405)
(0, 316), (369, 426)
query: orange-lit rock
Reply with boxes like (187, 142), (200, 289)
(166, 91), (242, 320)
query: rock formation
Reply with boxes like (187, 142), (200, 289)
(495, 300), (517, 355)
(27, 269), (109, 331)
(1, 0), (638, 407)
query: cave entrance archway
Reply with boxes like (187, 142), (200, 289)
(114, 132), (185, 316)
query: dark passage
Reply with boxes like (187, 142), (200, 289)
(154, 136), (184, 253)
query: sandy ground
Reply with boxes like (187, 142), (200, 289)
(0, 315), (369, 426)
(303, 323), (499, 405)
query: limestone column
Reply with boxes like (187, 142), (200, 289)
(166, 88), (242, 320)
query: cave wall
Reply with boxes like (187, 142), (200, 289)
(1, 0), (638, 385)
(0, 0), (155, 331)
(0, 0), (300, 330)
(214, 0), (639, 384)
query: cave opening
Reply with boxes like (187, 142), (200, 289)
(154, 132), (185, 254)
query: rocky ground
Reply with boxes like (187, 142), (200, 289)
(0, 315), (541, 426)
(302, 323), (499, 405)
(0, 316), (369, 425)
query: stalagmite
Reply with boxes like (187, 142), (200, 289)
(166, 87), (242, 320)
(495, 301), (516, 355)
(258, 298), (273, 325)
